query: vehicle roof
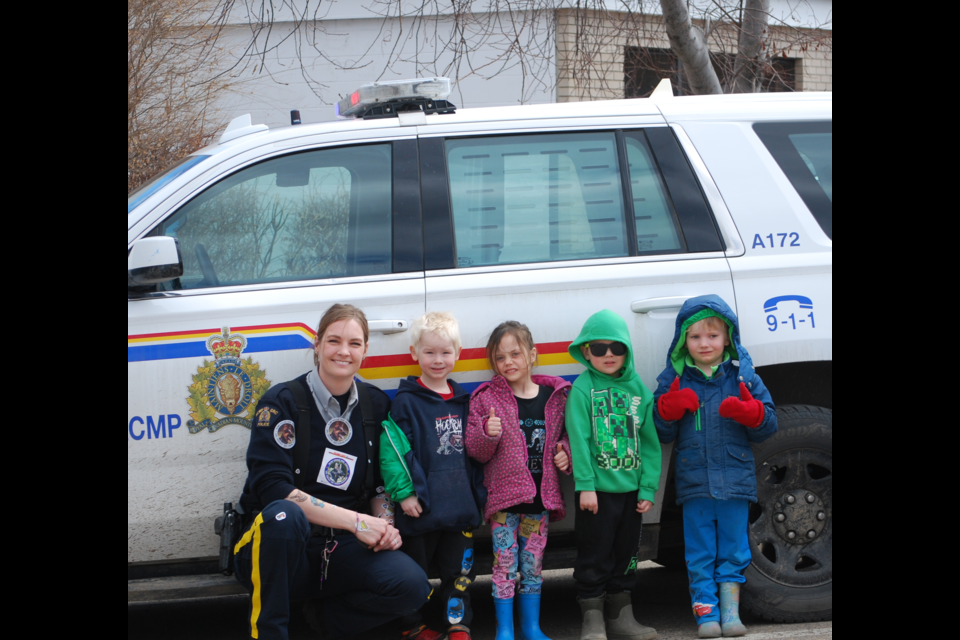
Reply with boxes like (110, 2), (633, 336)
(196, 91), (832, 156)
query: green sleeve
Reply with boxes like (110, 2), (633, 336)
(565, 387), (597, 492)
(637, 394), (663, 504)
(379, 414), (415, 502)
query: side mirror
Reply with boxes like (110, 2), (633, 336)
(128, 236), (183, 286)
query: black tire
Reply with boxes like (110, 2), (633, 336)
(742, 405), (832, 622)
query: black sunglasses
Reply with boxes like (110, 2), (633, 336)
(586, 342), (627, 357)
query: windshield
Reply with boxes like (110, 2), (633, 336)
(128, 155), (209, 214)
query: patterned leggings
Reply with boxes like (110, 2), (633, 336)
(490, 511), (549, 599)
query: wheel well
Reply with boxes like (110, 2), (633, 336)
(755, 361), (832, 410)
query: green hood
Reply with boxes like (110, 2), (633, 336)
(568, 309), (635, 381)
(669, 309), (737, 376)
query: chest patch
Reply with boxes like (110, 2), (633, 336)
(317, 449), (357, 490)
(325, 417), (353, 446)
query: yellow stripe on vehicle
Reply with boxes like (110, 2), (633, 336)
(538, 352), (578, 366)
(358, 351), (577, 380)
(234, 512), (265, 639)
(359, 364), (422, 379)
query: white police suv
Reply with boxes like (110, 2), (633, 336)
(128, 78), (832, 622)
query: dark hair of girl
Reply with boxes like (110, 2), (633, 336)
(485, 320), (538, 373)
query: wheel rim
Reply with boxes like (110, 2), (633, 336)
(749, 447), (832, 587)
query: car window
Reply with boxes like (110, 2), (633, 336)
(623, 133), (685, 253)
(155, 144), (392, 289)
(753, 122), (832, 239)
(789, 133), (832, 202)
(128, 155), (209, 214)
(446, 132), (629, 268)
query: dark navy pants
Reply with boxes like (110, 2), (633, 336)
(573, 491), (644, 599)
(682, 498), (751, 624)
(399, 529), (476, 631)
(233, 500), (431, 640)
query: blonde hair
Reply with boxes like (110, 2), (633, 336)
(313, 304), (369, 366)
(688, 316), (727, 334)
(485, 321), (538, 372)
(411, 311), (462, 351)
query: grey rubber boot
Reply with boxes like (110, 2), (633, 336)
(698, 622), (722, 638)
(718, 583), (747, 637)
(578, 595), (608, 640)
(603, 592), (657, 640)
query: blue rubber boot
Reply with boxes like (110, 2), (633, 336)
(517, 593), (551, 640)
(718, 583), (747, 637)
(495, 597), (515, 640)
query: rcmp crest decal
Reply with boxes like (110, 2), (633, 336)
(186, 328), (271, 433)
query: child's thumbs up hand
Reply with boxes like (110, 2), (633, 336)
(657, 376), (700, 421)
(553, 443), (569, 472)
(486, 407), (502, 437)
(719, 382), (765, 428)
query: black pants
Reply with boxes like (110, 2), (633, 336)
(399, 529), (476, 630)
(573, 491), (644, 599)
(233, 500), (431, 640)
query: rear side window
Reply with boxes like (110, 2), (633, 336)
(446, 132), (629, 268)
(155, 144), (392, 289)
(623, 133), (685, 253)
(754, 122), (832, 238)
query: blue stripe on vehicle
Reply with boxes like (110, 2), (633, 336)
(127, 334), (313, 362)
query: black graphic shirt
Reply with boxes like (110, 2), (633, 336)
(506, 385), (551, 514)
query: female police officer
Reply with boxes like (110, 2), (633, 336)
(233, 304), (430, 640)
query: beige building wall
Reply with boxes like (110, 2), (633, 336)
(556, 9), (832, 102)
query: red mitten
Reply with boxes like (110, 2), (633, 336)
(658, 377), (700, 421)
(719, 382), (765, 428)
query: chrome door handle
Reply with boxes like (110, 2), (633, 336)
(630, 296), (695, 314)
(369, 320), (410, 334)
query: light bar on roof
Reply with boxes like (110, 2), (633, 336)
(335, 77), (452, 119)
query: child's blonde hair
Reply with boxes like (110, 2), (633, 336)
(687, 316), (727, 334)
(411, 311), (462, 351)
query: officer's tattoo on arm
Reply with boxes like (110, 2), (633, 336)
(285, 489), (324, 508)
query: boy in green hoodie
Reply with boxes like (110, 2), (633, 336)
(566, 309), (662, 640)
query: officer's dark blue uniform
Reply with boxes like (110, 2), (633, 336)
(233, 372), (430, 640)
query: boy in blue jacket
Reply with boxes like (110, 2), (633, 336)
(380, 312), (486, 640)
(653, 295), (777, 639)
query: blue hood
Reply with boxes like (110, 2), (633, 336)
(664, 295), (757, 385)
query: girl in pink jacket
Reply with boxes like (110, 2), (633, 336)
(465, 321), (573, 640)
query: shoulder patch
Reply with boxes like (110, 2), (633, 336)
(256, 406), (280, 428)
(273, 420), (296, 448)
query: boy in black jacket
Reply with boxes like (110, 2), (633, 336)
(381, 312), (486, 640)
